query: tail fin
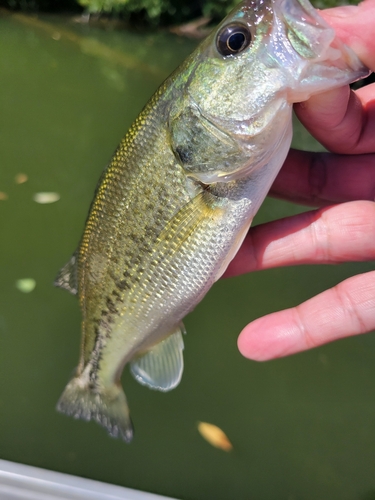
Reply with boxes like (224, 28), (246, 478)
(56, 377), (133, 442)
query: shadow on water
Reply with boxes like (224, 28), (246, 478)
(0, 10), (375, 500)
(361, 492), (375, 500)
(9, 11), (167, 78)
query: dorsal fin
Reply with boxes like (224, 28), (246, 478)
(130, 324), (185, 392)
(54, 251), (78, 295)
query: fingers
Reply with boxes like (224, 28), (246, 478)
(294, 84), (375, 155)
(270, 148), (375, 206)
(225, 201), (375, 277)
(293, 0), (375, 155)
(321, 0), (375, 72)
(234, 2), (375, 362)
(237, 270), (375, 360)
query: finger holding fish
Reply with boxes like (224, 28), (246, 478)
(293, 0), (375, 156)
(269, 149), (375, 207)
(225, 200), (375, 277)
(270, 6), (375, 205)
(321, 0), (375, 73)
(294, 83), (375, 156)
(269, 1), (375, 206)
(229, 1), (375, 362)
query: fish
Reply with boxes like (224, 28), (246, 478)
(55, 0), (368, 442)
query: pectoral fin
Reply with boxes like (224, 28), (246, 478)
(54, 251), (78, 295)
(130, 324), (185, 392)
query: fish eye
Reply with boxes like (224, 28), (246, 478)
(216, 23), (252, 57)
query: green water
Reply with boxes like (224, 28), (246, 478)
(1, 11), (375, 500)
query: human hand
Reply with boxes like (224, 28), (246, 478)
(225, 0), (375, 361)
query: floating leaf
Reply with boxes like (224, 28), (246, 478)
(33, 192), (60, 204)
(197, 421), (233, 451)
(16, 278), (36, 293)
(15, 173), (28, 184)
(0, 192), (8, 200)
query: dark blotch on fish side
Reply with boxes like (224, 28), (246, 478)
(175, 145), (193, 164)
(117, 279), (131, 291)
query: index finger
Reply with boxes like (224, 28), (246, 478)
(294, 83), (375, 155)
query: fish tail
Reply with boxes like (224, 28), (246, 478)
(56, 376), (133, 442)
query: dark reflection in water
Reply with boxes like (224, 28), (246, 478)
(0, 12), (374, 500)
(361, 492), (375, 500)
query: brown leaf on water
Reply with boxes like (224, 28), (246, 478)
(197, 421), (233, 451)
(15, 173), (28, 184)
(0, 192), (8, 200)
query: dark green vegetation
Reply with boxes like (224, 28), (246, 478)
(0, 0), (361, 26)
(1, 10), (375, 500)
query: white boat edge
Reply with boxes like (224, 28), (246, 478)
(0, 459), (179, 500)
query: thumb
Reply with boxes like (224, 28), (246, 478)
(292, 1), (375, 154)
(321, 0), (375, 72)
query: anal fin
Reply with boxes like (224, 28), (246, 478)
(54, 251), (78, 295)
(130, 324), (185, 392)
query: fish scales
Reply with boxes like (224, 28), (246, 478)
(55, 0), (369, 441)
(78, 88), (190, 363)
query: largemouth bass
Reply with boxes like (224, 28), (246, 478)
(55, 0), (368, 442)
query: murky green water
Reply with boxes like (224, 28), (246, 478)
(1, 11), (375, 500)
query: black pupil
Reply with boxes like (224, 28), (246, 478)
(228, 32), (245, 52)
(216, 23), (251, 57)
